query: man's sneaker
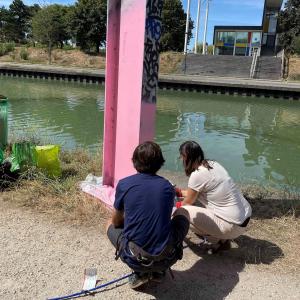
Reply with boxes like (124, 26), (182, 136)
(128, 273), (149, 289)
(151, 271), (166, 283)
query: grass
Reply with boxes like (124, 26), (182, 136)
(288, 56), (300, 81)
(0, 42), (15, 56)
(159, 51), (184, 74)
(1, 46), (300, 81)
(1, 149), (109, 226)
(0, 47), (184, 74)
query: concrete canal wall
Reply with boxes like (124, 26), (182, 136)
(1, 62), (300, 100)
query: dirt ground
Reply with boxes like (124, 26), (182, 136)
(1, 196), (299, 300)
(0, 47), (183, 75)
(289, 56), (300, 80)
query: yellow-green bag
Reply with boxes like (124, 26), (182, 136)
(11, 142), (36, 172)
(35, 145), (61, 178)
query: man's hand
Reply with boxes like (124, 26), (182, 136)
(175, 187), (188, 198)
(111, 209), (124, 227)
(175, 187), (183, 198)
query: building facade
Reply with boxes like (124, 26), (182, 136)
(213, 0), (283, 56)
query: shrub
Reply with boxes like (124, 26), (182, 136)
(0, 42), (15, 56)
(194, 43), (214, 55)
(62, 44), (75, 50)
(20, 47), (29, 60)
(5, 42), (15, 53)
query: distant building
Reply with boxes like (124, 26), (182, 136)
(213, 0), (283, 56)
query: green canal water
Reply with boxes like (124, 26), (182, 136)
(1, 76), (300, 191)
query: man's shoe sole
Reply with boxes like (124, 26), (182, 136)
(129, 277), (149, 289)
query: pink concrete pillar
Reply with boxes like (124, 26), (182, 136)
(82, 0), (164, 207)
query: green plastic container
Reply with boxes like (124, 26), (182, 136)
(0, 95), (8, 149)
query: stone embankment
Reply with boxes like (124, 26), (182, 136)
(1, 62), (300, 99)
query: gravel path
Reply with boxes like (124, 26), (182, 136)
(1, 200), (299, 300)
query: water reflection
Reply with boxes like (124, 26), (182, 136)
(156, 91), (300, 190)
(1, 77), (300, 190)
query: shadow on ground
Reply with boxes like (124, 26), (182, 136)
(137, 235), (283, 300)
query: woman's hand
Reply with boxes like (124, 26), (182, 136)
(175, 188), (198, 208)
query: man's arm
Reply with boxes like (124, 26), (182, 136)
(111, 209), (124, 227)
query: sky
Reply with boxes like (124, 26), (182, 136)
(2, 0), (285, 49)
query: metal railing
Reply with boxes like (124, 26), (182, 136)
(250, 49), (258, 79)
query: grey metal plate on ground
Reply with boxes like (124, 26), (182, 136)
(82, 268), (97, 291)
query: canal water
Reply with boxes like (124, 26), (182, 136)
(1, 76), (300, 191)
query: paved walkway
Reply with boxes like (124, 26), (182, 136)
(1, 201), (299, 300)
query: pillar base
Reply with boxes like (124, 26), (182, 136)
(80, 177), (115, 209)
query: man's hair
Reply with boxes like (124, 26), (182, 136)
(132, 141), (165, 174)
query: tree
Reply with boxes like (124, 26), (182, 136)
(160, 0), (194, 52)
(26, 4), (41, 44)
(69, 0), (107, 53)
(7, 0), (31, 43)
(32, 5), (70, 63)
(278, 0), (300, 54)
(0, 6), (10, 42)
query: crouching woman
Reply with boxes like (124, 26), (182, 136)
(176, 141), (252, 252)
(107, 141), (189, 289)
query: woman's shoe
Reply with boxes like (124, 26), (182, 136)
(208, 240), (232, 254)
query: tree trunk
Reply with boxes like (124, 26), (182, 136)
(48, 40), (52, 65)
(96, 41), (100, 54)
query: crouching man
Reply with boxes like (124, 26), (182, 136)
(107, 141), (189, 289)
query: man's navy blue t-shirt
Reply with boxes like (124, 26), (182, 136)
(114, 173), (175, 255)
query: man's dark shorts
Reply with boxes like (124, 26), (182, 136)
(107, 214), (189, 273)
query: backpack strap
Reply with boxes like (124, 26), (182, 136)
(128, 241), (177, 266)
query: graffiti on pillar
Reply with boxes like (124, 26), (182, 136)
(142, 0), (163, 104)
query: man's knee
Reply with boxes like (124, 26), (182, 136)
(173, 207), (190, 222)
(107, 224), (123, 249)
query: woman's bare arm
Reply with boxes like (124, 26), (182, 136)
(181, 188), (198, 205)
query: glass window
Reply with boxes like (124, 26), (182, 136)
(224, 32), (235, 44)
(268, 16), (277, 33)
(235, 47), (247, 56)
(236, 32), (248, 44)
(251, 32), (261, 46)
(218, 46), (234, 55)
(216, 32), (235, 45)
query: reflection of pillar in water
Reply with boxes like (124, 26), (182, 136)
(83, 0), (163, 207)
(0, 96), (8, 149)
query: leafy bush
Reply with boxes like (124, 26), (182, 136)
(194, 43), (214, 55)
(0, 42), (15, 56)
(20, 47), (29, 60)
(62, 44), (75, 50)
